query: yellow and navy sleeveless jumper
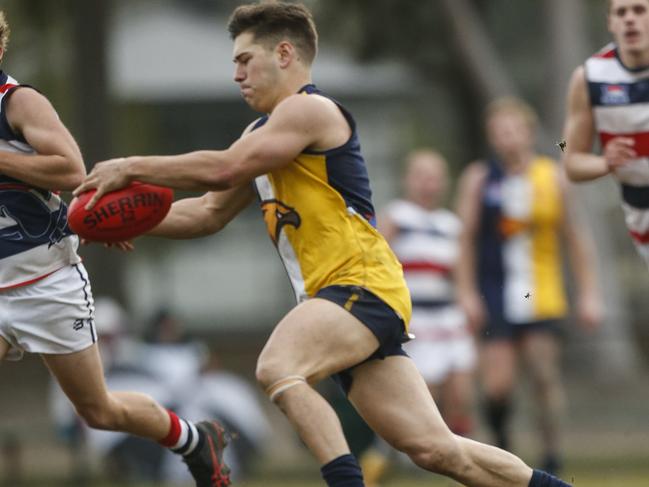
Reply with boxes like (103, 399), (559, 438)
(477, 156), (566, 327)
(252, 84), (411, 328)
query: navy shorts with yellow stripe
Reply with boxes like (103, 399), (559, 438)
(315, 284), (409, 394)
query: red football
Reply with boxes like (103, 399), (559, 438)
(68, 182), (173, 242)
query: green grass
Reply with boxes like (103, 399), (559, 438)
(17, 456), (649, 487)
(222, 472), (649, 487)
(24, 468), (649, 487)
(93, 475), (649, 487)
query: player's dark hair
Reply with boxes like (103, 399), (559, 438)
(0, 11), (10, 55)
(228, 2), (318, 65)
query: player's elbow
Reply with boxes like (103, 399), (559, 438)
(562, 156), (584, 182)
(196, 151), (247, 191)
(563, 167), (580, 182)
(65, 170), (85, 190)
(564, 167), (591, 183)
(58, 161), (86, 191)
(202, 167), (240, 191)
(197, 215), (228, 236)
(191, 206), (233, 237)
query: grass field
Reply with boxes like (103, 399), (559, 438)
(38, 474), (649, 487)
(230, 476), (649, 487)
(21, 463), (649, 487)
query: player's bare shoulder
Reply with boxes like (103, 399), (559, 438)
(241, 118), (264, 138)
(4, 86), (55, 132)
(5, 85), (51, 114)
(456, 160), (488, 210)
(570, 64), (586, 82)
(271, 93), (350, 150)
(271, 92), (338, 125)
(567, 65), (589, 106)
(460, 160), (489, 187)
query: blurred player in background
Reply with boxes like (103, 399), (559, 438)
(139, 308), (208, 404)
(564, 0), (649, 269)
(455, 97), (601, 474)
(0, 11), (230, 487)
(76, 2), (573, 486)
(361, 149), (476, 487)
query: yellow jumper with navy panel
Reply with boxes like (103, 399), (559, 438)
(253, 84), (411, 330)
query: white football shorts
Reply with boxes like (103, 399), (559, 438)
(0, 264), (96, 361)
(622, 202), (649, 269)
(404, 305), (476, 385)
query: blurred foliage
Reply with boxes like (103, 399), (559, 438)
(316, 0), (609, 79)
(2, 0), (74, 107)
(314, 2), (475, 168)
(316, 0), (611, 163)
(317, 2), (449, 67)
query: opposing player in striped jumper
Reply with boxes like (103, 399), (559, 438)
(564, 0), (649, 268)
(0, 11), (230, 487)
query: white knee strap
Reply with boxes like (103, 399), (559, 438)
(266, 375), (307, 402)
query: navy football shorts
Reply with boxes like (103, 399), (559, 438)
(315, 284), (409, 394)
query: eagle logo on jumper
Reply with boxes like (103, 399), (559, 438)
(261, 199), (301, 245)
(499, 217), (529, 239)
(601, 84), (630, 105)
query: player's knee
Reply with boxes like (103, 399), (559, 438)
(256, 357), (307, 402)
(531, 362), (561, 386)
(402, 435), (468, 476)
(255, 355), (283, 389)
(75, 400), (121, 431)
(256, 352), (301, 388)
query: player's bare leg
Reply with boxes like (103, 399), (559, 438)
(42, 344), (171, 438)
(43, 344), (231, 486)
(481, 340), (517, 450)
(350, 355), (533, 486)
(256, 298), (381, 486)
(441, 369), (475, 436)
(257, 298), (379, 463)
(255, 298), (571, 486)
(0, 336), (10, 361)
(521, 331), (564, 473)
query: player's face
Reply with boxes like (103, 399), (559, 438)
(608, 0), (649, 54)
(232, 32), (282, 113)
(486, 110), (534, 157)
(404, 154), (448, 208)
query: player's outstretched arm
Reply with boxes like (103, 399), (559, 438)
(148, 184), (255, 239)
(0, 87), (85, 191)
(562, 66), (636, 182)
(75, 94), (334, 209)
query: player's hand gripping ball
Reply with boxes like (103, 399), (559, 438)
(68, 182), (173, 242)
